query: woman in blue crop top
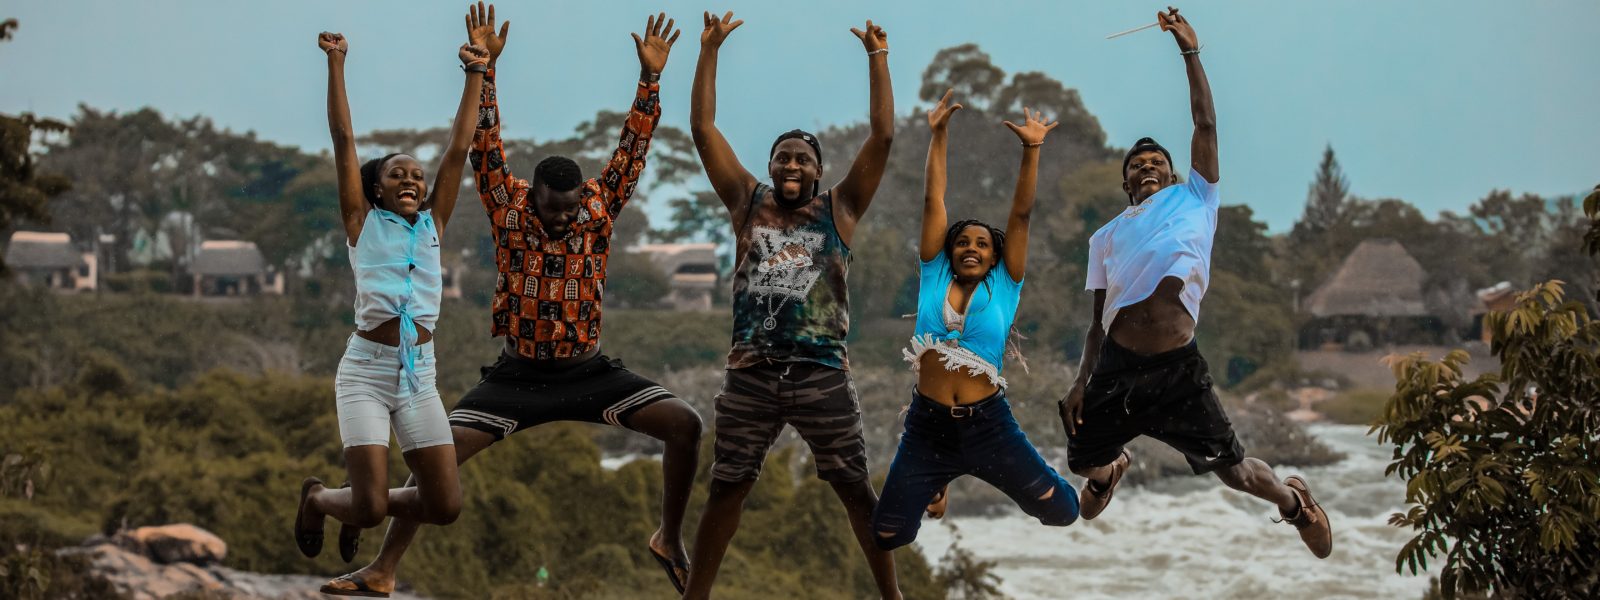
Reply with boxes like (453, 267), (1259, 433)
(294, 31), (488, 566)
(869, 92), (1080, 550)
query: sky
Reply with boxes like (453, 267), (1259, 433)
(2, 0), (1596, 233)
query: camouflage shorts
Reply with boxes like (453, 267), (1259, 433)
(710, 361), (869, 483)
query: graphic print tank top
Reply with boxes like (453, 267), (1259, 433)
(727, 183), (851, 370)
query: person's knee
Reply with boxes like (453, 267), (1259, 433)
(422, 490), (463, 526)
(1213, 458), (1257, 491)
(870, 513), (918, 551)
(671, 405), (705, 445)
(1025, 480), (1080, 527)
(350, 492), (389, 528)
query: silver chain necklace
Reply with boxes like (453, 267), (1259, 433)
(762, 294), (790, 331)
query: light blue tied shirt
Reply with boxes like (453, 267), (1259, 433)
(348, 208), (442, 396)
(904, 251), (1024, 388)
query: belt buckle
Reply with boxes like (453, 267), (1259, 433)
(949, 405), (974, 419)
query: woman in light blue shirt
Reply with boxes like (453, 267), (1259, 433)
(870, 92), (1079, 550)
(293, 30), (487, 569)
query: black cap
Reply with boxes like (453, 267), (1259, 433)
(1122, 137), (1172, 173)
(770, 129), (823, 164)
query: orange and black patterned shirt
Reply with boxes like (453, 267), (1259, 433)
(470, 70), (661, 360)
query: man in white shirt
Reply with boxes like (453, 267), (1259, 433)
(1059, 7), (1332, 558)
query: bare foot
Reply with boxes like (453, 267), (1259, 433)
(925, 486), (950, 520)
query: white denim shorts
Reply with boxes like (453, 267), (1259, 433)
(335, 334), (452, 452)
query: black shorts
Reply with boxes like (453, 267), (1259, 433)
(448, 349), (675, 440)
(1066, 338), (1245, 475)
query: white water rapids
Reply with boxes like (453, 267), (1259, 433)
(911, 424), (1437, 599)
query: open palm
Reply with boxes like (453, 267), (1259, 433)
(465, 1), (509, 63)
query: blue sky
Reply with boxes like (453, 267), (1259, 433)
(2, 1), (1595, 232)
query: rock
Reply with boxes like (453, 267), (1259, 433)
(66, 542), (432, 599)
(117, 523), (227, 565)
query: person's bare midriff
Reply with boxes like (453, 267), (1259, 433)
(1107, 276), (1195, 356)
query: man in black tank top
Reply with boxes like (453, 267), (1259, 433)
(682, 11), (902, 599)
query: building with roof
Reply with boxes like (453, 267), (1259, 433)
(191, 240), (282, 297)
(633, 243), (718, 311)
(5, 231), (97, 292)
(1300, 238), (1441, 349)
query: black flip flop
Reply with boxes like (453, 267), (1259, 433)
(294, 476), (324, 558)
(647, 543), (690, 595)
(338, 481), (361, 563)
(319, 573), (391, 598)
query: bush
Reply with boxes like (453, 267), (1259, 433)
(1376, 281), (1600, 598)
(101, 270), (174, 294)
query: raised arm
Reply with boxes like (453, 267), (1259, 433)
(1160, 7), (1217, 182)
(690, 11), (757, 221)
(833, 20), (895, 236)
(464, 3), (529, 219)
(429, 40), (490, 235)
(919, 89), (960, 262)
(999, 108), (1058, 280)
(598, 13), (677, 218)
(319, 32), (365, 246)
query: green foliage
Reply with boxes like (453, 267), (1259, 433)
(1318, 388), (1390, 425)
(0, 368), (943, 599)
(1375, 280), (1600, 598)
(603, 250), (671, 308)
(0, 110), (71, 274)
(931, 524), (1003, 600)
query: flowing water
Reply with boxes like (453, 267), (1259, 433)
(912, 424), (1437, 599)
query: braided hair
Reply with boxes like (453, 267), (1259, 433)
(358, 153), (406, 209)
(940, 219), (1029, 372)
(942, 219), (1006, 277)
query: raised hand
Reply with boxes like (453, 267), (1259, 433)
(317, 32), (347, 56)
(850, 20), (888, 53)
(1003, 107), (1059, 146)
(459, 43), (490, 68)
(633, 12), (681, 75)
(926, 88), (962, 131)
(1158, 6), (1199, 51)
(701, 11), (742, 49)
(465, 1), (509, 64)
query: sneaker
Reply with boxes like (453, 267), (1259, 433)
(1280, 475), (1333, 558)
(1079, 451), (1130, 520)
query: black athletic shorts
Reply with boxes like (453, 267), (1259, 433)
(448, 348), (676, 440)
(1066, 338), (1245, 475)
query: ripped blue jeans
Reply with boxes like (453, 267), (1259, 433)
(871, 388), (1079, 550)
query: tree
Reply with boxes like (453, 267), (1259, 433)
(1374, 189), (1600, 598)
(1292, 145), (1350, 241)
(0, 114), (70, 275)
(0, 19), (71, 275)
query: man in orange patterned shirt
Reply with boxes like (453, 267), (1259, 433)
(322, 5), (701, 597)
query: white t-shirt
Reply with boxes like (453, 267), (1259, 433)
(1085, 167), (1219, 328)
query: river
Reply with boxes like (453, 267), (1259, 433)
(911, 424), (1437, 599)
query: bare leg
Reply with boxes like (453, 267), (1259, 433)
(828, 479), (902, 600)
(624, 398), (703, 567)
(384, 444), (462, 525)
(306, 445), (390, 529)
(328, 427), (495, 594)
(682, 478), (756, 600)
(1213, 457), (1297, 513)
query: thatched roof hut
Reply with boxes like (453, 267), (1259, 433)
(1305, 238), (1427, 318)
